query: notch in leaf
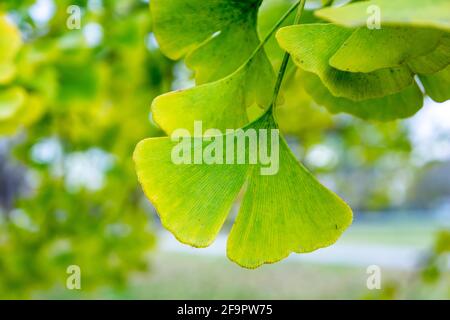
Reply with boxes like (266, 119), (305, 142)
(134, 110), (353, 268)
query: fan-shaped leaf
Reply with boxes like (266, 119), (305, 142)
(134, 111), (352, 268)
(152, 55), (274, 134)
(276, 24), (414, 101)
(329, 27), (443, 73)
(151, 0), (273, 84)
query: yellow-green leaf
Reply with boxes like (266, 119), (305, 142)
(329, 27), (443, 73)
(408, 34), (450, 75)
(302, 71), (424, 121)
(276, 24), (414, 101)
(134, 111), (352, 268)
(419, 65), (450, 103)
(151, 0), (273, 84)
(152, 56), (274, 134)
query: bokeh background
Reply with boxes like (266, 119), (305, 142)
(0, 0), (449, 299)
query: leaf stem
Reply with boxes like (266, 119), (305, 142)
(256, 0), (302, 52)
(270, 0), (306, 110)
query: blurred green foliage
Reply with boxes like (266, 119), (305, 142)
(0, 0), (174, 298)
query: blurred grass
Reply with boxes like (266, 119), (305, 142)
(36, 251), (449, 300)
(339, 219), (440, 246)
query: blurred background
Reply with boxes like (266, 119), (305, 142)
(0, 0), (449, 299)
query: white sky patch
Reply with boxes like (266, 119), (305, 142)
(87, 0), (103, 12)
(31, 139), (114, 192)
(146, 32), (159, 51)
(171, 61), (195, 91)
(305, 144), (339, 169)
(407, 99), (450, 165)
(31, 137), (63, 166)
(83, 22), (103, 47)
(63, 148), (115, 192)
(29, 0), (56, 25)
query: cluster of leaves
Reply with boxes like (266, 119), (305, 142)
(279, 0), (450, 121)
(0, 0), (173, 298)
(135, 0), (450, 268)
(0, 0), (448, 296)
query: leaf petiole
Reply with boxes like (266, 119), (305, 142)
(270, 0), (307, 112)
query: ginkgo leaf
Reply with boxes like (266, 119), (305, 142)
(408, 34), (450, 75)
(276, 24), (414, 101)
(227, 114), (352, 268)
(134, 135), (247, 247)
(152, 54), (274, 134)
(302, 71), (424, 121)
(419, 65), (450, 103)
(0, 14), (22, 84)
(150, 0), (273, 84)
(134, 110), (352, 268)
(316, 0), (450, 32)
(329, 27), (444, 73)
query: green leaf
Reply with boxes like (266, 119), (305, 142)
(329, 27), (443, 73)
(408, 34), (450, 75)
(419, 65), (450, 103)
(152, 55), (274, 134)
(315, 0), (450, 32)
(302, 71), (424, 121)
(151, 0), (273, 84)
(0, 14), (22, 83)
(276, 24), (414, 101)
(134, 111), (352, 268)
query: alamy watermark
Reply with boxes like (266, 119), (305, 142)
(66, 265), (81, 290)
(66, 5), (81, 30)
(366, 265), (382, 290)
(170, 121), (280, 176)
(367, 5), (381, 30)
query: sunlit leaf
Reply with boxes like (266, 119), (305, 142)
(276, 24), (414, 101)
(419, 65), (450, 103)
(408, 34), (450, 75)
(151, 0), (273, 84)
(302, 71), (423, 121)
(134, 111), (352, 268)
(329, 27), (443, 73)
(152, 55), (274, 134)
(316, 0), (450, 32)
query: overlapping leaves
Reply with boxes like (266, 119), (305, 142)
(274, 0), (450, 120)
(136, 0), (353, 268)
(151, 0), (274, 85)
(137, 0), (450, 267)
